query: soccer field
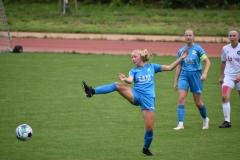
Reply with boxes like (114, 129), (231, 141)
(0, 52), (239, 160)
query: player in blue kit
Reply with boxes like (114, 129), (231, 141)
(173, 29), (211, 130)
(82, 49), (188, 156)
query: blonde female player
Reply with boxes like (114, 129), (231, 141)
(81, 49), (188, 156)
(173, 29), (211, 130)
(218, 29), (240, 128)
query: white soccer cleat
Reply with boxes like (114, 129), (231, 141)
(202, 117), (210, 130)
(173, 124), (184, 130)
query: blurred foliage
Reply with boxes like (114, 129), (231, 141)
(2, 2), (240, 36)
(2, 0), (240, 9)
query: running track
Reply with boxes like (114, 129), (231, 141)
(12, 38), (225, 57)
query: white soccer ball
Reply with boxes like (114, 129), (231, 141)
(15, 124), (33, 141)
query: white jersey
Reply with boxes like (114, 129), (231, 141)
(221, 43), (240, 80)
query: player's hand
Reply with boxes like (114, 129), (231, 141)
(118, 73), (126, 82)
(173, 82), (178, 91)
(201, 72), (207, 81)
(180, 49), (188, 59)
(218, 78), (223, 84)
(235, 74), (240, 83)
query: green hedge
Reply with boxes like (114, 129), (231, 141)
(159, 0), (238, 8)
(3, 0), (240, 9)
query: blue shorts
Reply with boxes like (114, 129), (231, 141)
(178, 70), (203, 94)
(131, 88), (155, 111)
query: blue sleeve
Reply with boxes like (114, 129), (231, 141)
(129, 69), (134, 76)
(197, 45), (206, 57)
(152, 63), (162, 73)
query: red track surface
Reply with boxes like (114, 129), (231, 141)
(12, 38), (225, 57)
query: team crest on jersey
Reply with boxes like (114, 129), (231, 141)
(237, 51), (240, 56)
(192, 50), (197, 55)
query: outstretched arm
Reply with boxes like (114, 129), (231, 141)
(161, 49), (188, 71)
(119, 73), (133, 84)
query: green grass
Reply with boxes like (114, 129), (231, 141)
(3, 3), (240, 36)
(0, 52), (239, 160)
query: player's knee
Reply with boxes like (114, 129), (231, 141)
(222, 94), (229, 103)
(145, 122), (154, 131)
(195, 103), (203, 108)
(115, 82), (122, 88)
(178, 97), (186, 104)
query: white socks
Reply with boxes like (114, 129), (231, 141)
(222, 102), (230, 122)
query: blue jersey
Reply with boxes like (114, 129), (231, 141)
(129, 63), (162, 97)
(177, 44), (205, 71)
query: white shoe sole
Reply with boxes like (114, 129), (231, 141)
(173, 127), (184, 130)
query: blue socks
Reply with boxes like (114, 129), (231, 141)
(177, 105), (207, 120)
(178, 105), (185, 122)
(94, 83), (117, 94)
(143, 130), (153, 149)
(177, 104), (207, 121)
(199, 105), (207, 119)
